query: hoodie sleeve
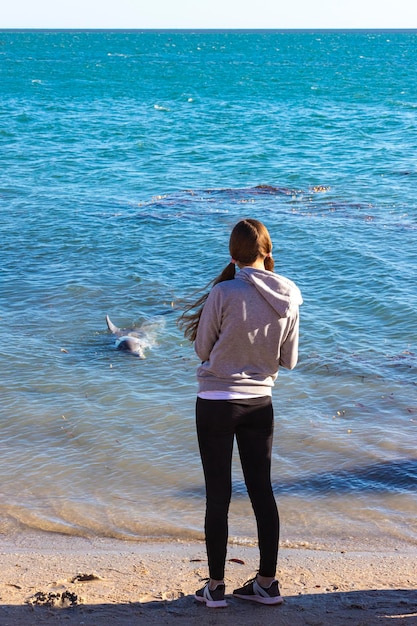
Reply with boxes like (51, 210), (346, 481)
(279, 309), (300, 370)
(194, 286), (223, 362)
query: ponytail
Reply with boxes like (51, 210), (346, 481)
(178, 261), (236, 342)
(264, 255), (275, 272)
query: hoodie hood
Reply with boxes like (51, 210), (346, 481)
(237, 266), (303, 317)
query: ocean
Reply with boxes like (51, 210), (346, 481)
(0, 29), (416, 551)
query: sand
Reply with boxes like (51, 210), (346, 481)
(1, 533), (416, 625)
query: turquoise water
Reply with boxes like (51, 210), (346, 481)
(0, 30), (416, 549)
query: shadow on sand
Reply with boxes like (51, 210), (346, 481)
(1, 588), (416, 626)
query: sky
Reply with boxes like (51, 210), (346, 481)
(1, 0), (416, 30)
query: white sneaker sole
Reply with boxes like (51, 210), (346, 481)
(195, 594), (228, 608)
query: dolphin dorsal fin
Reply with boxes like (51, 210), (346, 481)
(106, 315), (120, 334)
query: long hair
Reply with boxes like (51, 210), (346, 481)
(178, 219), (274, 342)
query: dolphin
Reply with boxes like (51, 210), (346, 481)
(105, 315), (148, 358)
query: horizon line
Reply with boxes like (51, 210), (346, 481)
(1, 27), (417, 32)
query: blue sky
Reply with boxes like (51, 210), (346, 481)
(1, 0), (416, 29)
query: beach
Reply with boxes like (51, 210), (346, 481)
(1, 534), (416, 625)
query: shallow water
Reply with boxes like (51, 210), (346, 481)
(0, 30), (416, 549)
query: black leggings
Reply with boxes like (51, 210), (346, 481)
(196, 396), (279, 580)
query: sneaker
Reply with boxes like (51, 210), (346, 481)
(195, 580), (227, 608)
(233, 576), (283, 605)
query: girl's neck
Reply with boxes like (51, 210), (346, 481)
(237, 257), (266, 271)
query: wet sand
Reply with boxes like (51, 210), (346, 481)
(1, 534), (416, 625)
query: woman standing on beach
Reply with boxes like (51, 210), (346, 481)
(179, 218), (302, 609)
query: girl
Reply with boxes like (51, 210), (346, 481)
(179, 218), (302, 608)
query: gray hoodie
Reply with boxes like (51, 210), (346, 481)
(194, 266), (302, 396)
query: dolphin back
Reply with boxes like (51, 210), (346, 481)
(115, 336), (146, 358)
